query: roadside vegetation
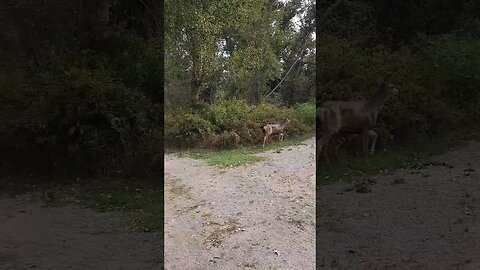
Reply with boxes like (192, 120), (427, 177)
(316, 0), (480, 183)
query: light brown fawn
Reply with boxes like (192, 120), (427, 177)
(262, 118), (290, 147)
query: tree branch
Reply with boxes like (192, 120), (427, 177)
(138, 0), (161, 31)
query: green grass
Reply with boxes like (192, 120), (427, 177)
(66, 180), (163, 232)
(183, 133), (314, 167)
(1, 178), (163, 232)
(317, 130), (475, 185)
(188, 149), (265, 167)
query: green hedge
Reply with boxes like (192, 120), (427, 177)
(165, 100), (315, 149)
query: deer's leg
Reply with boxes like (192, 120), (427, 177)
(333, 133), (348, 159)
(263, 135), (268, 148)
(361, 129), (369, 165)
(317, 137), (330, 165)
(317, 133), (331, 155)
(323, 141), (331, 166)
(316, 136), (324, 164)
(317, 133), (332, 166)
(280, 133), (284, 141)
(368, 130), (378, 155)
(352, 134), (362, 157)
(328, 134), (339, 161)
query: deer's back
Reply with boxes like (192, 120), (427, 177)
(263, 123), (284, 134)
(318, 100), (372, 133)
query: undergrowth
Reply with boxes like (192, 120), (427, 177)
(317, 130), (476, 185)
(165, 100), (315, 149)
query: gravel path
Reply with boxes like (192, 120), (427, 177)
(317, 140), (480, 269)
(164, 137), (316, 270)
(0, 197), (163, 269)
(4, 137), (476, 269)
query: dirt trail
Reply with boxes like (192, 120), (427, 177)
(164, 137), (316, 270)
(317, 140), (480, 269)
(0, 197), (163, 270)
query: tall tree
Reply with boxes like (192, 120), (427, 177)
(165, 0), (232, 105)
(229, 0), (284, 104)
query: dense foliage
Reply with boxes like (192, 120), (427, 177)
(165, 100), (315, 148)
(317, 0), (480, 147)
(1, 0), (478, 176)
(164, 0), (316, 149)
(0, 0), (163, 177)
(164, 0), (316, 108)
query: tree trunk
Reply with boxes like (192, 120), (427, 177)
(190, 78), (202, 106)
(248, 71), (260, 105)
(288, 84), (295, 106)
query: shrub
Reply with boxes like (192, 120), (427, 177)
(0, 67), (162, 177)
(214, 130), (242, 149)
(165, 112), (215, 148)
(317, 33), (480, 145)
(164, 99), (315, 149)
(294, 103), (316, 126)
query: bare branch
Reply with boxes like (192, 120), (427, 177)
(138, 0), (161, 31)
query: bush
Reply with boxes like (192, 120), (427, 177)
(0, 2), (165, 178)
(165, 99), (314, 149)
(317, 33), (480, 145)
(165, 112), (216, 148)
(0, 67), (163, 177)
(294, 103), (316, 126)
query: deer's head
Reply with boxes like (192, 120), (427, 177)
(282, 118), (290, 125)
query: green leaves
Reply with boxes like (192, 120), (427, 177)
(165, 0), (228, 103)
(165, 0), (300, 104)
(165, 99), (314, 148)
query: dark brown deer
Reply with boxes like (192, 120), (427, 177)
(317, 79), (398, 165)
(262, 118), (290, 147)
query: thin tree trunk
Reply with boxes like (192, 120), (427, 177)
(248, 70), (260, 105)
(190, 78), (202, 106)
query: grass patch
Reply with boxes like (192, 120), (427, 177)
(317, 130), (474, 185)
(188, 149), (265, 167)
(68, 180), (163, 232)
(184, 133), (314, 167)
(1, 178), (163, 232)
